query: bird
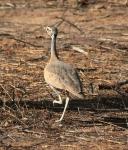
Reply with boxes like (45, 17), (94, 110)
(44, 26), (84, 122)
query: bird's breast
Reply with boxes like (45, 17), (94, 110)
(44, 66), (65, 89)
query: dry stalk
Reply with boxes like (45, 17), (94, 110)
(0, 84), (13, 101)
(2, 108), (27, 126)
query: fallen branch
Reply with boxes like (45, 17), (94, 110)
(99, 80), (128, 96)
(99, 80), (128, 90)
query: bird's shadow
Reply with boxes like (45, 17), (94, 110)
(0, 95), (127, 129)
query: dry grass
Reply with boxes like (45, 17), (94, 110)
(0, 0), (128, 149)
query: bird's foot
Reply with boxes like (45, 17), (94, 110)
(53, 99), (62, 105)
(53, 95), (63, 106)
(55, 118), (62, 123)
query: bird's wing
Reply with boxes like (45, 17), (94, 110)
(47, 61), (83, 94)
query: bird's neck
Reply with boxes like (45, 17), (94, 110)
(50, 35), (58, 60)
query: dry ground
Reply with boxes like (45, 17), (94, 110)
(0, 0), (128, 149)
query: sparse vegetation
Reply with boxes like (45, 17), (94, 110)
(0, 0), (128, 149)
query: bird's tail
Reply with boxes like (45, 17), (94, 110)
(77, 93), (85, 99)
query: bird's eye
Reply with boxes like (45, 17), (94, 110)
(45, 27), (53, 36)
(46, 27), (52, 32)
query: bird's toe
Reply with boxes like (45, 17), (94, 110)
(53, 100), (62, 105)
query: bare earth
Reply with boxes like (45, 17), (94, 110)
(0, 0), (128, 149)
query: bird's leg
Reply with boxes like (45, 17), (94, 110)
(56, 97), (69, 122)
(49, 85), (63, 105)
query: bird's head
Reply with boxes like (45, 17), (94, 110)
(45, 26), (58, 38)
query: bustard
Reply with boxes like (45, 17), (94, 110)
(44, 26), (84, 122)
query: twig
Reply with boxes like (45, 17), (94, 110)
(115, 88), (128, 97)
(56, 17), (85, 34)
(20, 128), (46, 136)
(97, 119), (127, 131)
(0, 33), (43, 48)
(71, 45), (88, 56)
(13, 37), (44, 48)
(2, 108), (26, 126)
(76, 68), (97, 72)
(0, 84), (13, 101)
(7, 134), (16, 141)
(9, 84), (26, 94)
(27, 56), (48, 62)
(55, 8), (68, 28)
(65, 131), (125, 144)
